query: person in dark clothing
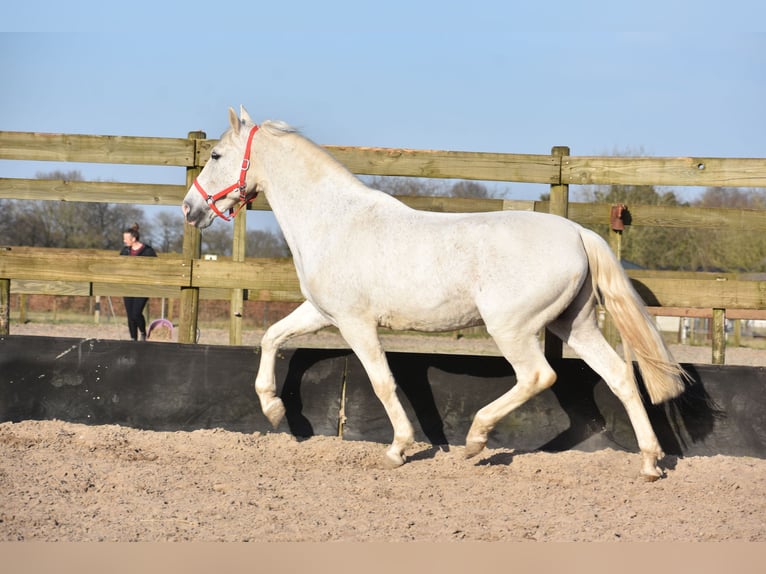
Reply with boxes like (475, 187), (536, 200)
(119, 223), (157, 341)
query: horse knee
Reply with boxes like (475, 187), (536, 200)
(259, 330), (280, 354)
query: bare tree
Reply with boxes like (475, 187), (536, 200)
(2, 171), (144, 249)
(367, 176), (500, 199)
(152, 211), (185, 254)
(246, 229), (290, 258)
(690, 188), (766, 272)
(200, 226), (234, 256)
(577, 183), (766, 272)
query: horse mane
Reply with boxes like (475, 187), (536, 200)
(260, 119), (363, 186)
(261, 120), (298, 136)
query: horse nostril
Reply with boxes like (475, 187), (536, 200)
(182, 202), (191, 218)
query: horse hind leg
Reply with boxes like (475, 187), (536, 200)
(255, 301), (332, 427)
(548, 310), (666, 481)
(465, 333), (557, 458)
(337, 320), (415, 469)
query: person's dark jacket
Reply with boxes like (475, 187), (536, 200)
(120, 244), (157, 257)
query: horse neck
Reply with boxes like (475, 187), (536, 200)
(256, 131), (375, 246)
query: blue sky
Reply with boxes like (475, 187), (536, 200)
(2, 1), (764, 230)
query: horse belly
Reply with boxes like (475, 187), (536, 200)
(375, 290), (483, 332)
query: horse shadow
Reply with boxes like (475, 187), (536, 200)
(278, 348), (724, 459)
(278, 348), (351, 439)
(540, 361), (724, 458)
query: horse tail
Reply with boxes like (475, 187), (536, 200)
(578, 227), (687, 404)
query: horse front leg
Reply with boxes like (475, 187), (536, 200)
(255, 301), (332, 427)
(338, 320), (415, 468)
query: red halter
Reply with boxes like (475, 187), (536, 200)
(192, 124), (260, 222)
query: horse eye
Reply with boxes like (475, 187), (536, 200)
(210, 150), (221, 161)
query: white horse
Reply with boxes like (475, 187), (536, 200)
(183, 106), (687, 480)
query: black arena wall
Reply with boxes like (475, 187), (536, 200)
(1, 335), (764, 458)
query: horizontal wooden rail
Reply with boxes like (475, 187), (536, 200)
(195, 139), (562, 183)
(3, 177), (766, 234)
(3, 248), (764, 309)
(629, 275), (766, 309)
(0, 178), (187, 206)
(10, 279), (252, 301)
(646, 307), (766, 320)
(4, 130), (766, 189)
(563, 156), (766, 188)
(0, 131), (196, 167)
(0, 249), (190, 286)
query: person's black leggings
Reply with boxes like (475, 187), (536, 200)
(123, 297), (148, 340)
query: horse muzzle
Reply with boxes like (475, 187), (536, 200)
(182, 200), (212, 228)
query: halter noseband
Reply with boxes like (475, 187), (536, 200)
(192, 124), (260, 222)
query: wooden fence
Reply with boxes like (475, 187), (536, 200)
(1, 130), (765, 364)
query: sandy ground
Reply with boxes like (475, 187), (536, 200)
(2, 321), (766, 542)
(2, 420), (765, 542)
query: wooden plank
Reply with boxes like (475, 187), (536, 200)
(563, 156), (766, 187)
(4, 249), (763, 311)
(643, 307), (766, 320)
(197, 138), (561, 183)
(646, 307), (714, 318)
(631, 276), (766, 309)
(0, 251), (190, 286)
(191, 258), (301, 292)
(327, 146), (561, 183)
(0, 246), (181, 259)
(92, 284), (181, 298)
(5, 130), (765, 189)
(8, 278), (284, 301)
(0, 131), (195, 167)
(629, 269), (739, 281)
(0, 178), (187, 206)
(621, 204), (766, 230)
(91, 284), (233, 300)
(7, 175), (762, 233)
(12, 279), (91, 296)
(249, 194), (540, 214)
(725, 308), (766, 320)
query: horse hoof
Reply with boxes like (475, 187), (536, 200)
(464, 439), (486, 459)
(639, 463), (664, 482)
(382, 451), (406, 469)
(263, 399), (286, 428)
(640, 469), (663, 482)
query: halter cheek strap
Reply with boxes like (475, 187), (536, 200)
(192, 124), (260, 222)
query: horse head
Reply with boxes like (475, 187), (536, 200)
(182, 106), (261, 229)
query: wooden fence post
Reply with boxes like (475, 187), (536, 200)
(544, 146), (570, 361)
(0, 278), (9, 336)
(712, 308), (726, 365)
(178, 130), (206, 344)
(229, 207), (247, 345)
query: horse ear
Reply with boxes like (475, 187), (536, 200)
(228, 107), (240, 134)
(240, 105), (253, 125)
